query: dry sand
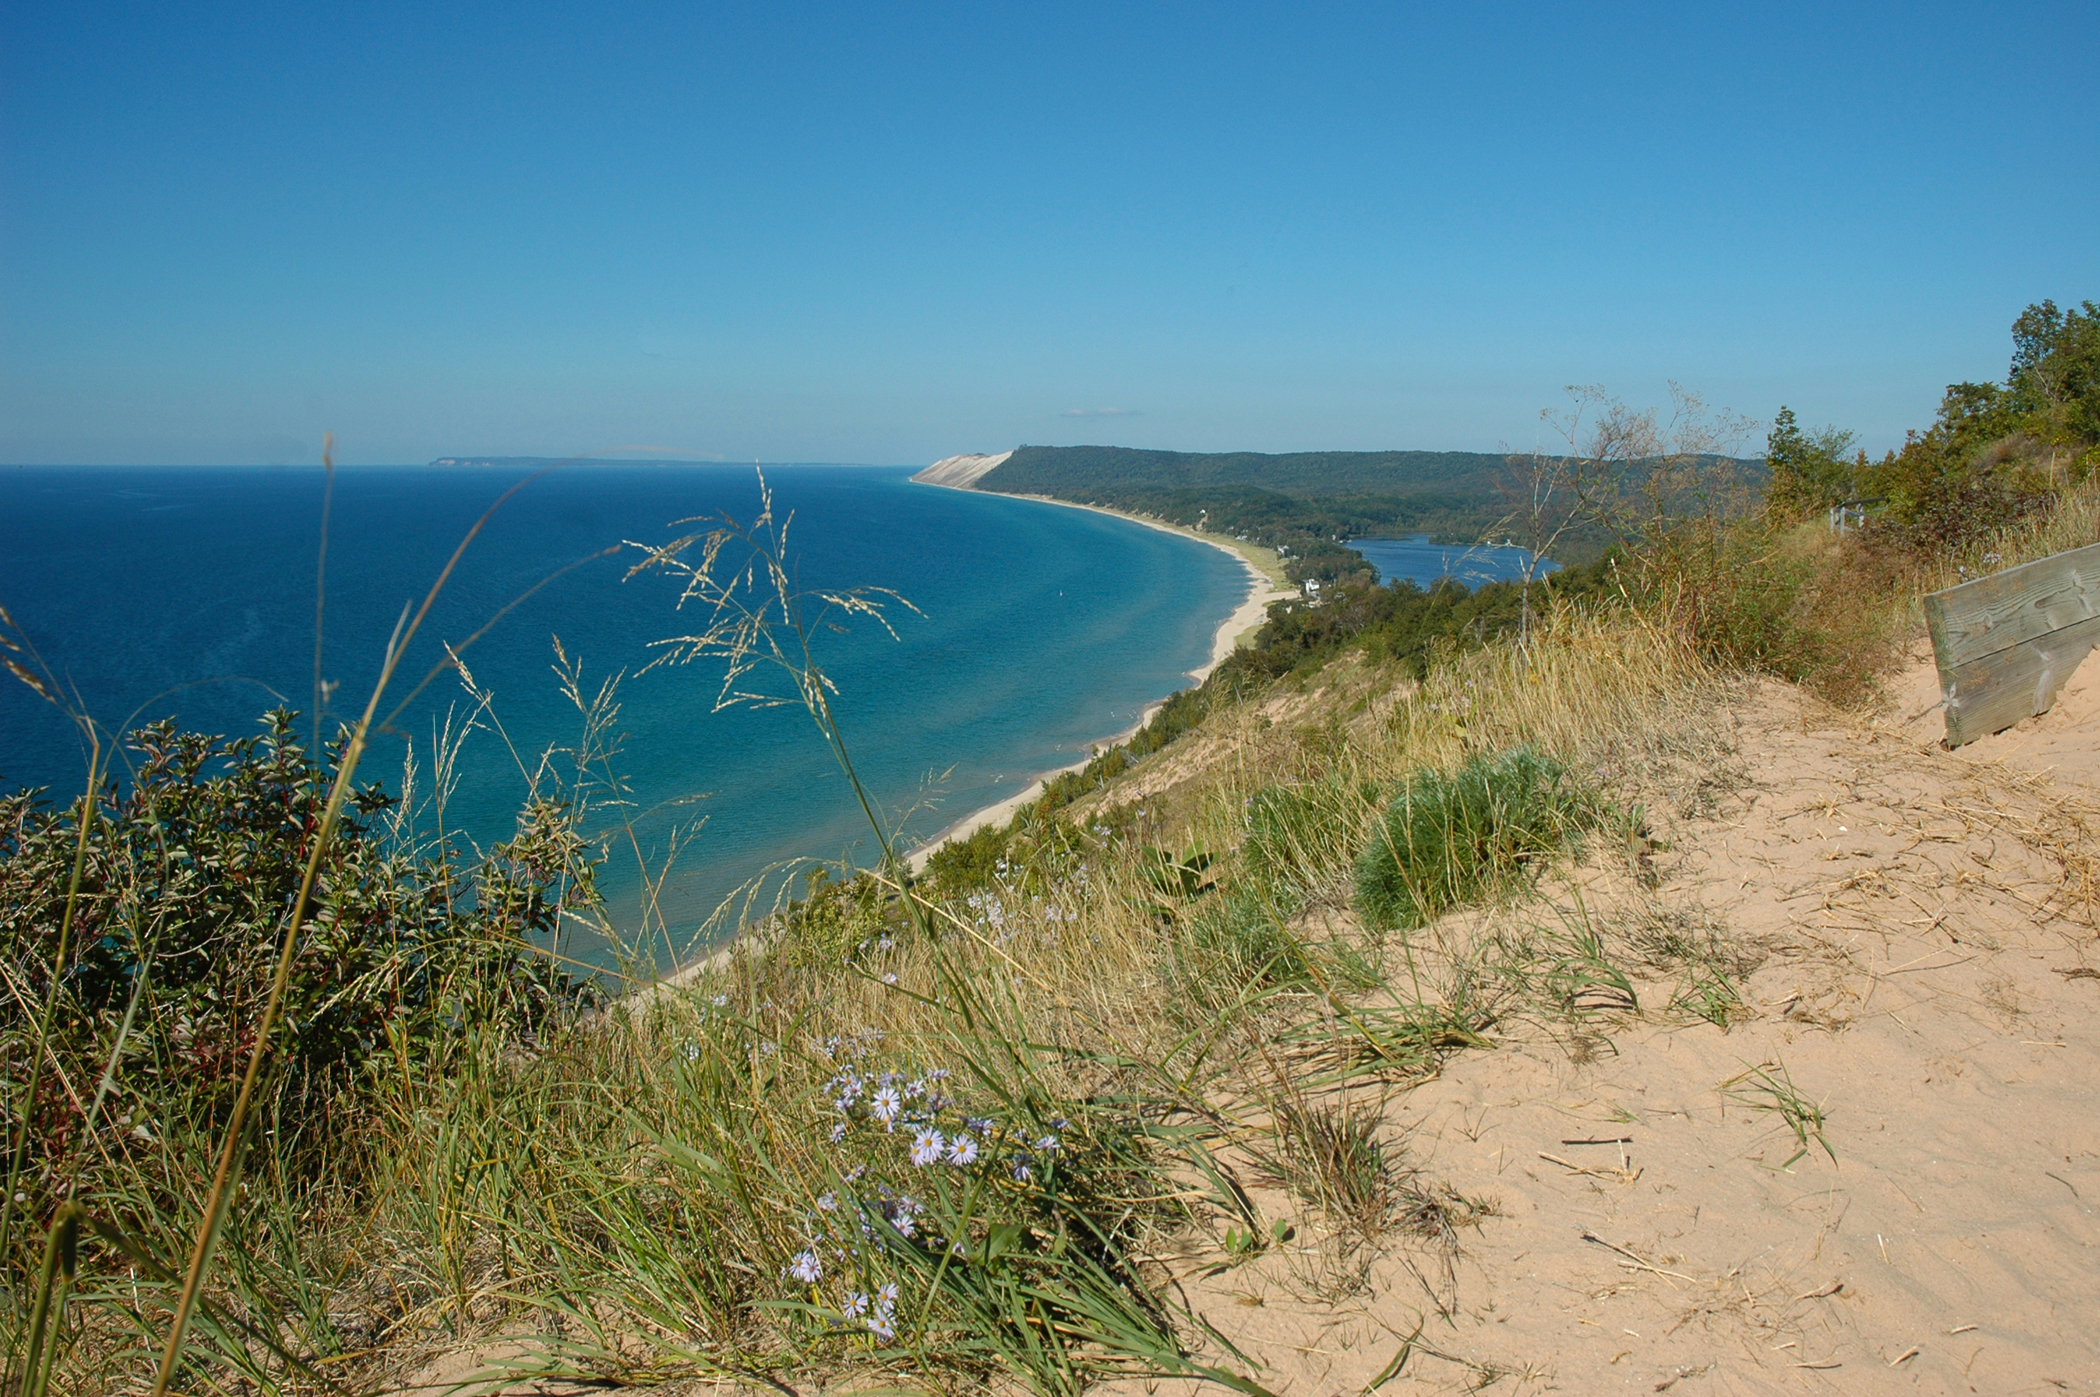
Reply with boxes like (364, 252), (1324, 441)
(1892, 640), (2100, 788)
(1101, 667), (2100, 1397)
(914, 450), (1013, 488)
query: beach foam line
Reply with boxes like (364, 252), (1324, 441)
(902, 473), (1293, 867)
(974, 491), (1293, 682)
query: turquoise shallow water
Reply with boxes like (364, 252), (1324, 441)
(0, 463), (1248, 961)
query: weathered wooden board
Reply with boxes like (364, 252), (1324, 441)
(1937, 613), (2100, 746)
(1924, 541), (2100, 668)
(1924, 542), (2100, 746)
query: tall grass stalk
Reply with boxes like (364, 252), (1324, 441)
(620, 473), (1274, 1395)
(1, 606), (110, 1397)
(627, 469), (928, 909)
(146, 448), (586, 1393)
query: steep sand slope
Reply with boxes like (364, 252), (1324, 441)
(912, 451), (1012, 488)
(1117, 680), (2100, 1396)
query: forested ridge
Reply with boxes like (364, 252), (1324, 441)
(976, 444), (1524, 585)
(973, 443), (1758, 586)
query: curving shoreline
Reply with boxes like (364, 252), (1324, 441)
(901, 476), (1293, 867)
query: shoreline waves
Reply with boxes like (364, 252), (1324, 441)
(900, 475), (1292, 868)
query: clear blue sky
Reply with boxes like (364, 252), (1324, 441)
(3, 1), (2094, 465)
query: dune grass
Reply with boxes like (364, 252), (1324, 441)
(1352, 749), (1611, 931)
(2, 576), (1723, 1397)
(14, 460), (2089, 1393)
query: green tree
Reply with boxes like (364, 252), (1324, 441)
(1763, 406), (1861, 521)
(1853, 298), (2097, 547)
(2007, 298), (2100, 472)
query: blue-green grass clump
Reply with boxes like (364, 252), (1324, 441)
(1353, 749), (1609, 929)
(1239, 775), (1383, 897)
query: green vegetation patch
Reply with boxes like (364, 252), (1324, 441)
(0, 712), (593, 1178)
(1764, 298), (2100, 547)
(1240, 774), (1383, 897)
(1231, 557), (1619, 684)
(1354, 749), (1609, 929)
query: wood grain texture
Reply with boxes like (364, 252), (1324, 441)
(1925, 543), (2100, 746)
(1923, 540), (2100, 670)
(1938, 613), (2100, 746)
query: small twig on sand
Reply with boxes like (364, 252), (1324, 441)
(1579, 1230), (1693, 1282)
(1541, 1152), (1641, 1183)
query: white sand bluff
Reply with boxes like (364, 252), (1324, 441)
(912, 451), (1011, 488)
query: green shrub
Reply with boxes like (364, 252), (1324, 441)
(924, 814), (1015, 892)
(0, 710), (595, 1193)
(923, 808), (1091, 901)
(773, 865), (891, 969)
(1353, 749), (1606, 929)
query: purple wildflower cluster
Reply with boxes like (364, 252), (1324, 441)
(781, 1036), (1073, 1344)
(962, 880), (1081, 949)
(841, 1282), (901, 1342)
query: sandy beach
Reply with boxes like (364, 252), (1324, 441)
(1003, 492), (1292, 683)
(902, 470), (1294, 866)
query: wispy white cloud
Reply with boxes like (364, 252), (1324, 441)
(1060, 407), (1141, 418)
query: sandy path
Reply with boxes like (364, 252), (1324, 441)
(1890, 640), (2100, 788)
(1103, 680), (2100, 1396)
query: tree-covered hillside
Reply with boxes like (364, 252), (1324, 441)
(975, 445), (1523, 584)
(983, 445), (1513, 497)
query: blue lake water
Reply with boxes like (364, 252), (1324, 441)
(0, 464), (1248, 965)
(1349, 535), (1557, 589)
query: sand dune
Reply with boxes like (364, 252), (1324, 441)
(912, 450), (1012, 487)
